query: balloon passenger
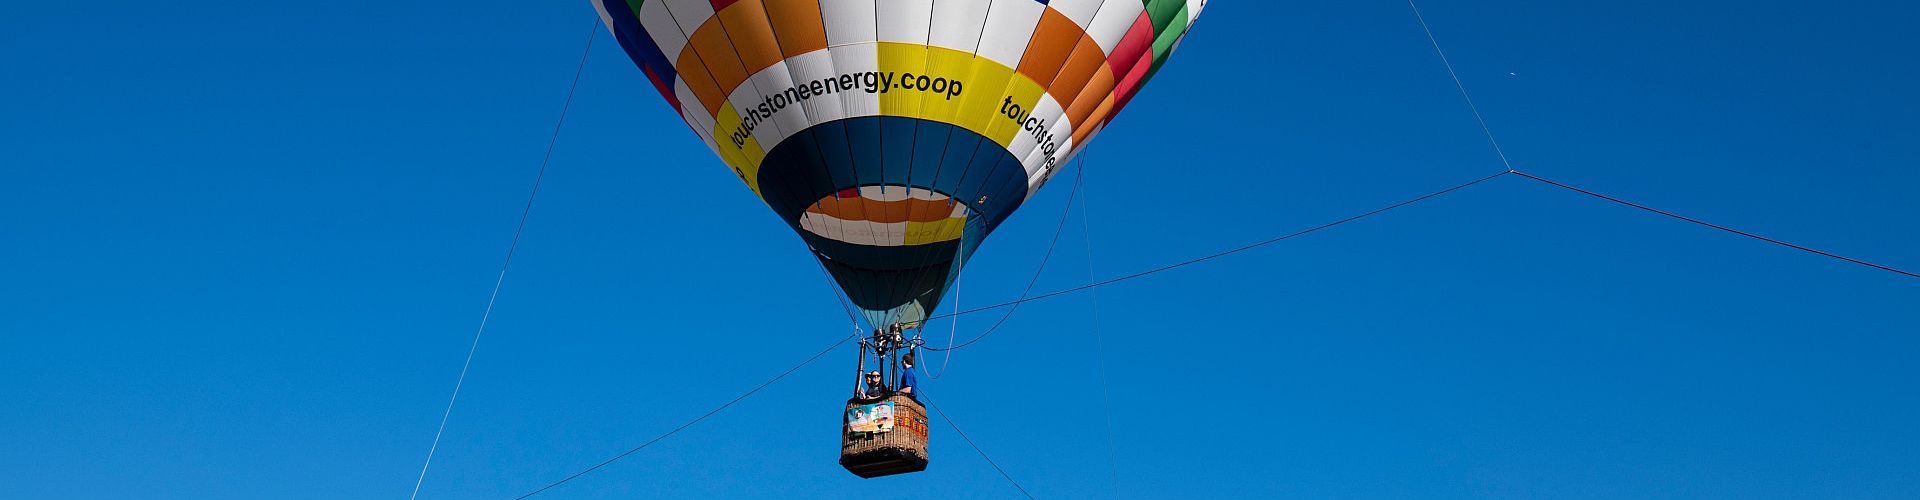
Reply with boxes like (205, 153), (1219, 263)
(897, 352), (917, 399)
(861, 370), (887, 399)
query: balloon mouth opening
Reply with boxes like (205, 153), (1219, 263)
(798, 185), (973, 247)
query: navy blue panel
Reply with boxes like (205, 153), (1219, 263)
(810, 121), (858, 188)
(845, 118), (886, 186)
(597, 0), (677, 99)
(754, 117), (1032, 324)
(931, 129), (984, 195)
(878, 117), (918, 185)
(756, 117), (1030, 234)
(910, 124), (952, 189)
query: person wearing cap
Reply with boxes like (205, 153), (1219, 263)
(861, 370), (887, 399)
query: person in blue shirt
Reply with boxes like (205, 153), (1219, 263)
(897, 351), (917, 399)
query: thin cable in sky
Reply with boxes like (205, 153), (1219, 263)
(1513, 170), (1920, 279)
(1403, 3), (1914, 279)
(1408, 0), (1514, 170)
(922, 157), (1086, 352)
(924, 170), (1510, 327)
(513, 331), (857, 499)
(408, 21), (599, 500)
(1077, 149), (1123, 497)
(919, 392), (1037, 499)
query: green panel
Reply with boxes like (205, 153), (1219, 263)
(1150, 5), (1189, 62)
(1145, 0), (1187, 34)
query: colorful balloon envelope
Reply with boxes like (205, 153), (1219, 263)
(594, 0), (1205, 326)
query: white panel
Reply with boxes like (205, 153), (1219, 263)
(975, 0), (1045, 67)
(1051, 141), (1089, 192)
(638, 0), (691, 60)
(800, 214), (846, 246)
(1085, 0), (1146, 54)
(908, 187), (949, 201)
(804, 216), (902, 246)
(1006, 94), (1069, 179)
(674, 79), (717, 135)
(680, 105), (721, 155)
(827, 43), (882, 118)
(748, 63), (812, 143)
(725, 79), (792, 152)
(927, 0), (991, 52)
(1049, 0), (1105, 29)
(591, 0), (619, 38)
(661, 0), (717, 35)
(857, 185), (892, 201)
(1188, 0), (1208, 22)
(875, 0), (934, 44)
(783, 49), (848, 126)
(1023, 118), (1077, 197)
(821, 0), (878, 46)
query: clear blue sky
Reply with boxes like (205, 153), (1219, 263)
(5, 1), (1918, 498)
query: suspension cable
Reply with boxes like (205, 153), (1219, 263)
(807, 247), (864, 325)
(513, 331), (858, 499)
(1408, 0), (1513, 170)
(921, 242), (963, 379)
(917, 392), (1037, 499)
(1512, 170), (1919, 279)
(924, 169), (1510, 334)
(1077, 149), (1122, 496)
(408, 20), (599, 500)
(922, 157), (1087, 352)
(1403, 2), (1915, 281)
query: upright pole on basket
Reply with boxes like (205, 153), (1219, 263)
(854, 339), (867, 397)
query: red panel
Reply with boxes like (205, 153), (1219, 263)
(1109, 49), (1153, 115)
(1105, 13), (1154, 82)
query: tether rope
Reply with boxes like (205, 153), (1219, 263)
(1077, 150), (1122, 496)
(409, 20), (598, 500)
(1402, 2), (1915, 281)
(921, 241), (963, 379)
(512, 331), (858, 499)
(924, 170), (1511, 333)
(922, 157), (1087, 352)
(918, 392), (1037, 499)
(1512, 170), (1920, 279)
(1408, 0), (1513, 170)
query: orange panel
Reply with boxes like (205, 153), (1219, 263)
(1064, 63), (1116, 132)
(687, 20), (750, 110)
(1073, 93), (1116, 147)
(1017, 9), (1083, 88)
(1048, 34), (1107, 111)
(716, 1), (784, 75)
(675, 49), (729, 115)
(763, 0), (828, 58)
(876, 197), (909, 224)
(807, 198), (957, 224)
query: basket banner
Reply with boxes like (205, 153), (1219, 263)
(847, 401), (896, 434)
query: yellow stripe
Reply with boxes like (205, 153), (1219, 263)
(902, 217), (968, 245)
(876, 43), (928, 119)
(712, 105), (767, 197)
(704, 42), (1062, 199)
(873, 42), (1048, 148)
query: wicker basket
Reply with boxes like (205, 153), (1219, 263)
(839, 394), (929, 478)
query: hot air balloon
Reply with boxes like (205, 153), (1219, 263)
(592, 0), (1205, 477)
